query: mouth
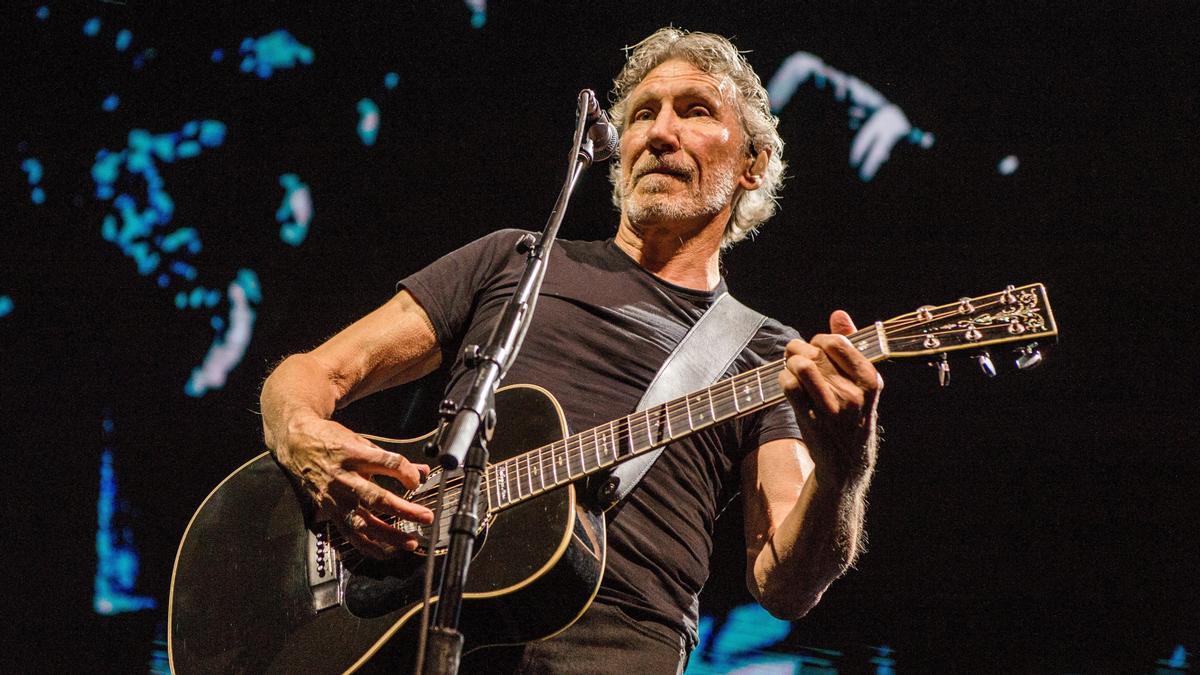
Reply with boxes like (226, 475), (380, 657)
(636, 166), (691, 181)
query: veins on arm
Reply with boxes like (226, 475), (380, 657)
(743, 437), (871, 620)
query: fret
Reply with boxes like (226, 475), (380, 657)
(549, 441), (559, 485)
(684, 395), (694, 429)
(664, 403), (673, 440)
(597, 422), (609, 466)
(608, 421), (620, 463)
(532, 448), (544, 491)
(574, 433), (588, 476)
(601, 423), (611, 464)
(643, 409), (654, 450)
(520, 453), (530, 494)
(710, 379), (729, 420)
(556, 442), (569, 482)
(706, 389), (716, 423)
(754, 368), (765, 402)
(728, 377), (743, 415)
(487, 468), (499, 508)
(565, 435), (581, 477)
(497, 461), (511, 507)
(592, 427), (602, 471)
(515, 455), (527, 500)
(690, 392), (709, 427)
(576, 432), (590, 475)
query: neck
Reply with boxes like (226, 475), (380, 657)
(614, 213), (726, 291)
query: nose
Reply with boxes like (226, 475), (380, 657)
(645, 108), (680, 153)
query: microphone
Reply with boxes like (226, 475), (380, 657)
(582, 90), (619, 162)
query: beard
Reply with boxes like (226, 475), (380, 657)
(620, 158), (739, 227)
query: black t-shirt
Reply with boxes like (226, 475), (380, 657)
(400, 229), (802, 642)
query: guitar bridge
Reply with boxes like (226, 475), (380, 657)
(307, 522), (343, 611)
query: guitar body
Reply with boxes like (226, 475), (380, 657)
(168, 283), (1059, 673)
(169, 384), (606, 674)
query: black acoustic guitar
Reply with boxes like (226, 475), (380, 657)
(168, 284), (1057, 673)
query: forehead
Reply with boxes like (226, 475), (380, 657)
(628, 58), (734, 104)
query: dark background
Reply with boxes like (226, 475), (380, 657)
(3, 2), (1197, 672)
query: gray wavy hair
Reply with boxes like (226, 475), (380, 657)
(608, 28), (786, 249)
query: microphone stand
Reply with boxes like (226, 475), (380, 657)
(414, 89), (614, 675)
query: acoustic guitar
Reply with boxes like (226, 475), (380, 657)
(168, 283), (1057, 673)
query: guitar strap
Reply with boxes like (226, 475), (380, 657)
(592, 291), (767, 509)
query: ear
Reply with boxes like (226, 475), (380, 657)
(738, 149), (770, 191)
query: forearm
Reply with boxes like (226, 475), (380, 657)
(260, 352), (345, 456)
(751, 461), (875, 619)
(259, 290), (442, 457)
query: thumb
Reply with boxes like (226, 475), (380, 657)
(829, 309), (857, 336)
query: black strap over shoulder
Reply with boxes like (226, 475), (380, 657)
(592, 292), (767, 509)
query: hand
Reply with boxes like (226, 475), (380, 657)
(778, 310), (883, 483)
(272, 415), (434, 559)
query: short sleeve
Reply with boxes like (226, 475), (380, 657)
(398, 229), (529, 352)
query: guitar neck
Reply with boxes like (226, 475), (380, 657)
(482, 324), (889, 511)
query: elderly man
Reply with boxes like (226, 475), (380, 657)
(261, 27), (881, 674)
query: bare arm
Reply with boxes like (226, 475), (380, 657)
(260, 290), (443, 558)
(743, 310), (881, 619)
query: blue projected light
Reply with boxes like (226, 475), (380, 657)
(92, 120), (225, 281)
(998, 155), (1020, 176)
(1157, 644), (1190, 670)
(84, 17), (101, 37)
(768, 52), (934, 182)
(0, 295), (13, 318)
(385, 72), (400, 90)
(870, 645), (897, 675)
(238, 29), (314, 79)
(36, 5), (49, 20)
(92, 120), (262, 396)
(103, 94), (120, 112)
(686, 604), (799, 674)
(211, 48), (225, 63)
(464, 0), (487, 28)
(185, 270), (260, 398)
(94, 414), (157, 615)
(21, 157), (45, 204)
(357, 98), (381, 146)
(277, 173), (314, 246)
(115, 28), (132, 52)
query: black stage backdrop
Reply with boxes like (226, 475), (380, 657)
(3, 2), (1198, 672)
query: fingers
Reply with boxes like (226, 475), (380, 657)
(339, 506), (422, 559)
(780, 335), (882, 417)
(810, 333), (883, 397)
(330, 471), (435, 525)
(783, 349), (843, 415)
(346, 444), (430, 490)
(828, 309), (857, 336)
(330, 472), (435, 559)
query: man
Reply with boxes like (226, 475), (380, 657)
(260, 28), (881, 674)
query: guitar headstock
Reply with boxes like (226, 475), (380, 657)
(855, 283), (1058, 384)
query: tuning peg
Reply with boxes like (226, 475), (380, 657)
(1015, 343), (1043, 370)
(977, 351), (997, 377)
(930, 353), (951, 387)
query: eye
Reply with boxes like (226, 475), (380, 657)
(686, 105), (712, 117)
(632, 108), (654, 122)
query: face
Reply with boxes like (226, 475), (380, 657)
(618, 59), (754, 231)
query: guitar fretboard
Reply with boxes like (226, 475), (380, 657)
(482, 323), (888, 511)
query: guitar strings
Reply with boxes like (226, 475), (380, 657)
(396, 360), (792, 517)
(383, 297), (1019, 521)
(396, 295), (1030, 516)
(335, 290), (1043, 553)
